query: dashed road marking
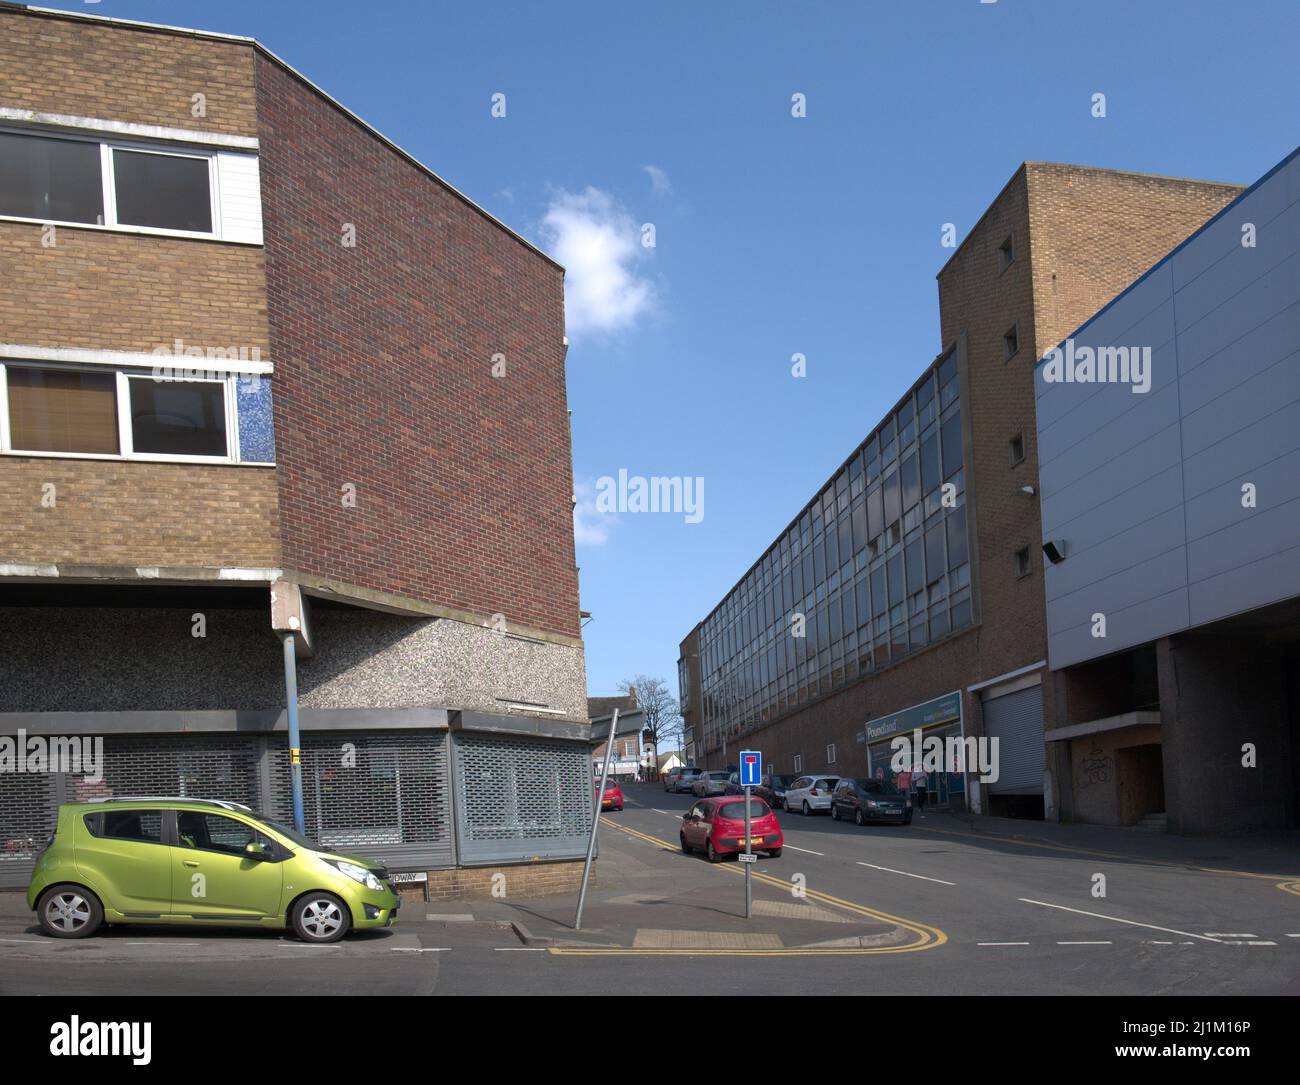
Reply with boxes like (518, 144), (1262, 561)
(979, 942), (1030, 946)
(783, 844), (825, 856)
(856, 861), (956, 886)
(1058, 940), (1112, 945)
(1205, 933), (1257, 938)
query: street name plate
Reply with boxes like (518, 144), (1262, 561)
(390, 871), (428, 884)
(738, 853), (757, 863)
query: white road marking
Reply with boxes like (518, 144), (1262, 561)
(784, 844), (825, 856)
(856, 861), (955, 885)
(391, 947), (450, 952)
(1287, 934), (1300, 938)
(1204, 933), (1256, 938)
(978, 941), (1030, 946)
(495, 946), (547, 951)
(1246, 941), (1277, 946)
(0, 938), (47, 944)
(1058, 940), (1112, 945)
(1019, 899), (1224, 943)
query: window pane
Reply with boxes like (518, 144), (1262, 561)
(113, 149), (212, 232)
(7, 366), (118, 454)
(941, 409), (963, 477)
(920, 433), (940, 493)
(901, 451), (920, 512)
(0, 132), (103, 224)
(130, 378), (227, 457)
(947, 505), (969, 567)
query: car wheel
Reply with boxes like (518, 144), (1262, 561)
(802, 801), (811, 816)
(680, 832), (691, 854)
(706, 839), (723, 864)
(615, 805), (624, 811)
(291, 892), (352, 944)
(854, 808), (865, 827)
(768, 847), (782, 858)
(37, 884), (103, 939)
(831, 804), (840, 820)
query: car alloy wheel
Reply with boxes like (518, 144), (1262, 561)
(707, 839), (723, 864)
(38, 886), (102, 938)
(855, 808), (865, 826)
(293, 893), (350, 943)
(680, 832), (691, 854)
(831, 805), (840, 820)
(802, 801), (811, 816)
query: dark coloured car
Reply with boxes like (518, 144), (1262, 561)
(758, 774), (794, 809)
(830, 778), (912, 826)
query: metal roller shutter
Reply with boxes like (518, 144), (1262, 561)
(0, 771), (55, 889)
(981, 685), (1046, 794)
(451, 733), (593, 865)
(269, 731), (455, 871)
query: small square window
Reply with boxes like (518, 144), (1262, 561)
(998, 233), (1015, 273)
(1014, 547), (1032, 578)
(1009, 432), (1025, 466)
(826, 743), (837, 765)
(1003, 323), (1021, 361)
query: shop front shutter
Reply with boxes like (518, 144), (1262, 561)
(981, 685), (1046, 794)
(451, 733), (593, 865)
(268, 731), (454, 871)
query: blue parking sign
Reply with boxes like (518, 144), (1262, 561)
(739, 750), (762, 787)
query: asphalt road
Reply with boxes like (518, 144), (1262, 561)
(1, 782), (1297, 995)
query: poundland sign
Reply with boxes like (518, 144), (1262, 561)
(863, 691), (962, 742)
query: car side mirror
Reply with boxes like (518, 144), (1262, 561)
(244, 841), (270, 860)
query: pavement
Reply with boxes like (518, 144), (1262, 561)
(1, 782), (1297, 994)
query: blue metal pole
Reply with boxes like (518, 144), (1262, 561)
(281, 632), (306, 835)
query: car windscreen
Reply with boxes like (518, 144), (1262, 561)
(257, 815), (319, 850)
(708, 771), (730, 779)
(718, 800), (772, 820)
(769, 776), (791, 786)
(858, 779), (901, 795)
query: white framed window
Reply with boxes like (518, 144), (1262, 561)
(826, 743), (837, 765)
(0, 362), (274, 466)
(793, 753), (803, 774)
(0, 126), (260, 243)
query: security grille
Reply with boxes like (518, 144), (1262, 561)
(0, 770), (54, 886)
(982, 685), (1047, 794)
(451, 733), (593, 865)
(269, 731), (454, 870)
(95, 734), (263, 805)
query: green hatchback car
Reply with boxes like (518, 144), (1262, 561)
(26, 797), (400, 943)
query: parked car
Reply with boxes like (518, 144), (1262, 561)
(830, 778), (912, 825)
(691, 770), (733, 797)
(784, 774), (841, 815)
(596, 778), (625, 811)
(758, 774), (795, 809)
(664, 766), (703, 793)
(679, 796), (783, 862)
(26, 797), (400, 944)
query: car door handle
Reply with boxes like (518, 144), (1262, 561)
(183, 860), (200, 868)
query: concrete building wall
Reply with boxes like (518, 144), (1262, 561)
(1036, 152), (1298, 669)
(0, 605), (587, 720)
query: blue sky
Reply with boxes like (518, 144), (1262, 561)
(63, 0), (1300, 707)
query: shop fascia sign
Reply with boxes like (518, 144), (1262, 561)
(860, 690), (962, 743)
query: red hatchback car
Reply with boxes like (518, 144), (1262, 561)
(679, 796), (783, 862)
(597, 779), (624, 812)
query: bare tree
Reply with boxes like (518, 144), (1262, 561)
(618, 675), (682, 780)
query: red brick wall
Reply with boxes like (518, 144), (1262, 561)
(253, 55), (580, 639)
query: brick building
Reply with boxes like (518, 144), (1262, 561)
(0, 3), (590, 896)
(679, 161), (1242, 821)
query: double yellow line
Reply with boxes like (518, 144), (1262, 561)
(550, 820), (947, 957)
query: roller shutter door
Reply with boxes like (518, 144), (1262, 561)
(451, 733), (593, 865)
(269, 731), (455, 870)
(982, 685), (1046, 794)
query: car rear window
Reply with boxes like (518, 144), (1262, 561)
(84, 809), (164, 843)
(718, 800), (772, 820)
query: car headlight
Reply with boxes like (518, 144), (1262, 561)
(327, 860), (384, 892)
(866, 800), (880, 808)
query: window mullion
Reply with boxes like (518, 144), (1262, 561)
(100, 142), (116, 227)
(0, 363), (9, 452)
(116, 371), (132, 457)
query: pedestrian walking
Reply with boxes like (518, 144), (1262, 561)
(913, 766), (929, 816)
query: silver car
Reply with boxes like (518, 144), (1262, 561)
(784, 774), (842, 815)
(691, 770), (732, 797)
(667, 766), (703, 793)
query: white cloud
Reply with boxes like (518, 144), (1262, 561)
(573, 475), (617, 546)
(541, 187), (655, 337)
(643, 164), (672, 196)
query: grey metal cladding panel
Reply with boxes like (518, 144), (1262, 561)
(1179, 299), (1300, 416)
(1189, 544), (1300, 629)
(1038, 377), (1181, 494)
(1044, 503), (1185, 607)
(1046, 544), (1188, 639)
(1040, 425), (1182, 539)
(1187, 494), (1300, 583)
(1185, 448), (1300, 543)
(1170, 175), (1291, 291)
(1048, 586), (1189, 670)
(1036, 310), (1177, 452)
(1180, 340), (1300, 458)
(1172, 205), (1300, 333)
(1185, 398), (1300, 499)
(1175, 250), (1300, 378)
